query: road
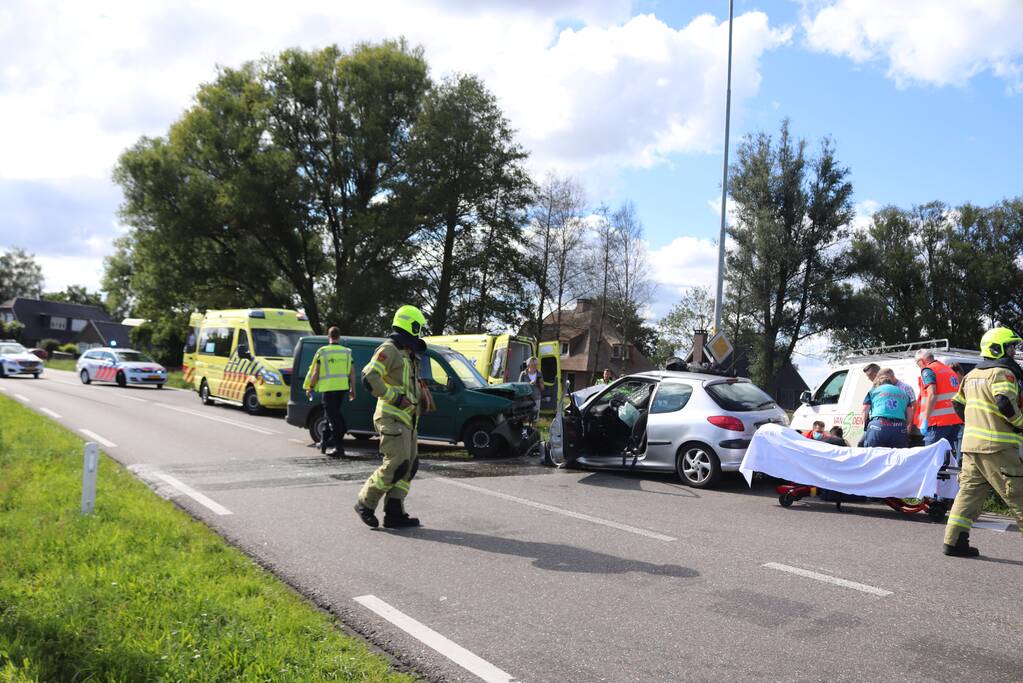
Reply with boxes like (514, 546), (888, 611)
(3, 369), (1022, 682)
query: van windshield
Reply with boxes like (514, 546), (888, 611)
(440, 350), (486, 389)
(252, 329), (305, 357)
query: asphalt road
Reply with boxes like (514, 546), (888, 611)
(4, 369), (1022, 682)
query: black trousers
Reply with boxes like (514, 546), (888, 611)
(322, 390), (348, 447)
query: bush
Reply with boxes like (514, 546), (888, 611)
(38, 338), (61, 355)
(1, 320), (24, 341)
(58, 343), (78, 356)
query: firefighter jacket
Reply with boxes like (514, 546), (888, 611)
(916, 360), (963, 427)
(303, 343), (352, 392)
(954, 362), (1023, 453)
(362, 338), (421, 428)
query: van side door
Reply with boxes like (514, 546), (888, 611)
(416, 351), (458, 440)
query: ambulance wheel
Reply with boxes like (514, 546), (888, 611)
(779, 492), (794, 507)
(80, 370), (91, 384)
(116, 371), (127, 388)
(199, 379), (214, 405)
(243, 386), (263, 415)
(309, 409), (327, 444)
(464, 418), (500, 459)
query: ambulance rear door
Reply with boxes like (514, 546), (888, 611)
(537, 340), (562, 412)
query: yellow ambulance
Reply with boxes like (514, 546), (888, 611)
(424, 333), (562, 411)
(188, 308), (312, 414)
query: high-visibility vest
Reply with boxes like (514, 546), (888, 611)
(917, 360), (963, 427)
(305, 344), (352, 392)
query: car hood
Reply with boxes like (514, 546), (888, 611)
(474, 382), (534, 399)
(120, 361), (166, 372)
(2, 352), (41, 363)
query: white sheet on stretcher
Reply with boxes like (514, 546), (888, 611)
(740, 424), (954, 499)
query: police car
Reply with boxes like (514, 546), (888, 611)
(0, 340), (43, 378)
(76, 347), (167, 388)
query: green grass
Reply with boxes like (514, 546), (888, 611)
(0, 396), (413, 682)
(43, 358), (76, 372)
(44, 359), (191, 390)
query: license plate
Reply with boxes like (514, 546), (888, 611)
(148, 375), (162, 380)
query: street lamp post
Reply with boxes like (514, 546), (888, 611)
(713, 0), (734, 332)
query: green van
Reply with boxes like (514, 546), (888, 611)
(287, 336), (539, 458)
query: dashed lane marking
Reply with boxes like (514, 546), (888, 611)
(154, 403), (279, 435)
(764, 562), (892, 597)
(0, 385), (8, 392)
(39, 407), (61, 419)
(79, 429), (117, 449)
(151, 471), (233, 516)
(354, 595), (517, 683)
(438, 478), (677, 542)
(14, 393), (30, 402)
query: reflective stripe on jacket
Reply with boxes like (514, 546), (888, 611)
(954, 366), (1023, 452)
(917, 360), (963, 427)
(303, 344), (352, 392)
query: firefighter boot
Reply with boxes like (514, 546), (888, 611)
(383, 498), (420, 529)
(943, 532), (980, 558)
(354, 501), (379, 528)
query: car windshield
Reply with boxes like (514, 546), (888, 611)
(251, 329), (304, 357)
(116, 351), (155, 363)
(704, 380), (777, 412)
(0, 343), (27, 355)
(439, 350), (486, 389)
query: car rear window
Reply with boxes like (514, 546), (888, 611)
(704, 381), (777, 412)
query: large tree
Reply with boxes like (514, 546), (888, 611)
(43, 285), (105, 309)
(653, 285), (715, 367)
(0, 248), (44, 302)
(726, 119), (854, 387)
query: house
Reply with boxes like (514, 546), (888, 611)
(530, 298), (653, 391)
(0, 297), (112, 348)
(724, 344), (810, 411)
(75, 320), (134, 352)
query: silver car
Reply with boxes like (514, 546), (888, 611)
(550, 371), (789, 488)
(76, 347), (168, 388)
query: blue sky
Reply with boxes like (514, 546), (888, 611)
(1, 1), (1021, 383)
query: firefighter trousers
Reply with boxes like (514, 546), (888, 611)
(943, 447), (1023, 545)
(357, 416), (418, 510)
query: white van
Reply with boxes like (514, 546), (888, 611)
(791, 340), (981, 445)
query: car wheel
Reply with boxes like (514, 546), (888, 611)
(33, 372), (40, 379)
(0, 365), (6, 378)
(243, 386), (263, 415)
(463, 418), (501, 459)
(199, 379), (214, 405)
(675, 443), (722, 488)
(80, 369), (91, 384)
(156, 384), (164, 389)
(309, 409), (327, 444)
(116, 371), (127, 388)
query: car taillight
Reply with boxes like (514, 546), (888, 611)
(708, 415), (744, 431)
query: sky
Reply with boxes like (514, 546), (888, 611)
(2, 0), (1022, 386)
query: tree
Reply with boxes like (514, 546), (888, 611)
(726, 119), (854, 387)
(653, 286), (715, 367)
(0, 248), (44, 302)
(585, 206), (615, 383)
(605, 202), (653, 375)
(43, 285), (105, 309)
(405, 74), (533, 333)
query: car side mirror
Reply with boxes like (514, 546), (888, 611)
(237, 344), (252, 360)
(799, 390), (812, 405)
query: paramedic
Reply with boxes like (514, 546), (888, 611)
(303, 326), (356, 456)
(863, 362), (916, 434)
(914, 349), (964, 452)
(354, 305), (429, 529)
(942, 327), (1023, 557)
(861, 368), (911, 448)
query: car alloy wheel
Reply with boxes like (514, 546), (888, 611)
(676, 444), (721, 488)
(116, 371), (127, 388)
(80, 369), (91, 384)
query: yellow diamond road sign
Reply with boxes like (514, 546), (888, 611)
(706, 331), (733, 364)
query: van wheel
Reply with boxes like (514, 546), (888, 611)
(199, 379), (214, 405)
(676, 442), (721, 488)
(463, 418), (501, 459)
(309, 409), (327, 444)
(243, 386), (263, 415)
(116, 371), (127, 388)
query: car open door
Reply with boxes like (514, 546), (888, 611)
(537, 340), (562, 412)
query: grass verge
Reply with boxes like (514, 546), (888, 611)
(0, 396), (413, 682)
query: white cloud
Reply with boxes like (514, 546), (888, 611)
(801, 0), (1023, 92)
(36, 254), (106, 293)
(646, 235), (720, 318)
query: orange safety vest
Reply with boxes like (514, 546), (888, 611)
(916, 360), (963, 427)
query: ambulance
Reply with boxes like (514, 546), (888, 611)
(187, 308), (312, 414)
(423, 333), (562, 411)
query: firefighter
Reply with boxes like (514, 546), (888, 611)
(303, 326), (356, 456)
(354, 305), (428, 529)
(942, 327), (1023, 557)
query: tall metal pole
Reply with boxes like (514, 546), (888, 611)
(713, 0), (734, 332)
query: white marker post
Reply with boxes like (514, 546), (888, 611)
(81, 442), (99, 515)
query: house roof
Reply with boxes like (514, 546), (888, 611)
(535, 299), (653, 375)
(1, 297), (111, 322)
(78, 320), (133, 348)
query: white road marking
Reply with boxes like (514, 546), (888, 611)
(289, 438), (309, 445)
(79, 429), (118, 449)
(14, 393), (31, 402)
(438, 478), (676, 542)
(115, 393), (148, 403)
(764, 562), (892, 597)
(973, 520), (1012, 532)
(39, 407), (62, 419)
(151, 471), (233, 516)
(154, 403), (279, 435)
(0, 385), (8, 392)
(354, 595), (516, 683)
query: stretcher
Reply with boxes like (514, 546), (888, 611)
(740, 424), (959, 522)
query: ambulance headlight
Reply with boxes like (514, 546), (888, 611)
(258, 369), (282, 385)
